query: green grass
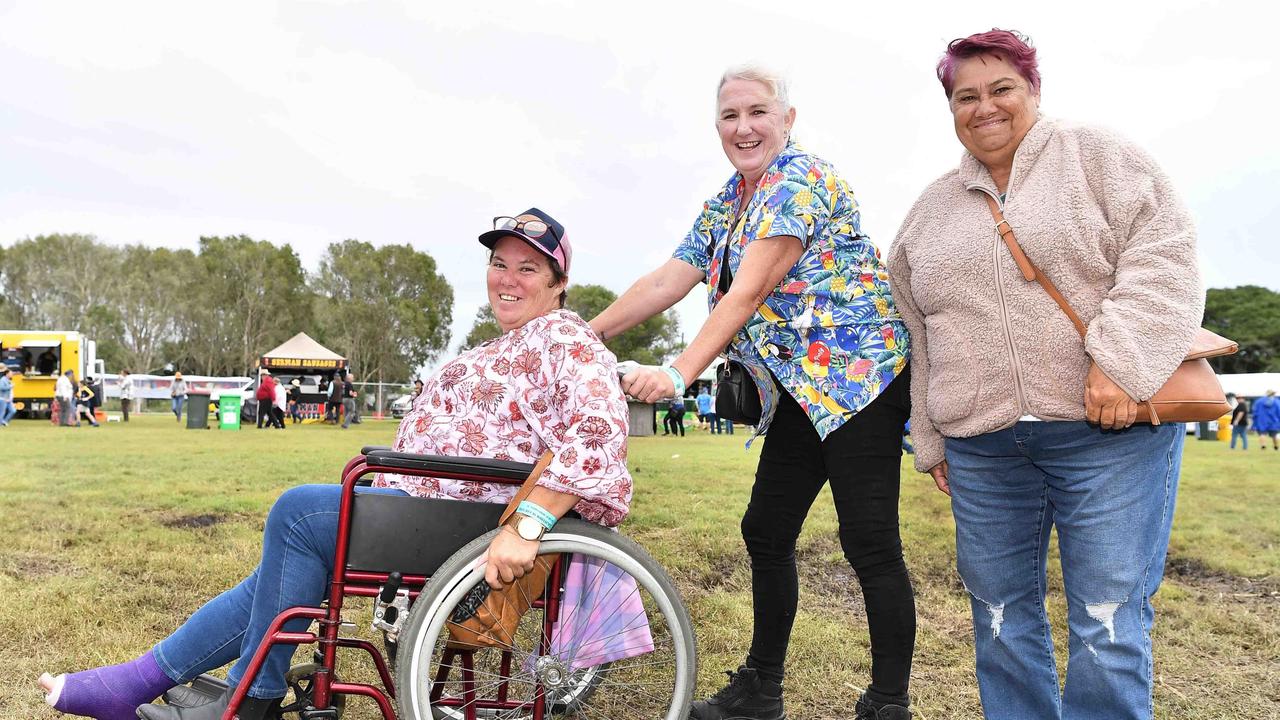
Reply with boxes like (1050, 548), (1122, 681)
(2, 415), (1277, 718)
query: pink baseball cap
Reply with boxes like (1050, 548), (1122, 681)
(478, 207), (572, 273)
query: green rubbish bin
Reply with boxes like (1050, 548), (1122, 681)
(219, 393), (242, 431)
(186, 392), (211, 429)
(216, 392), (240, 425)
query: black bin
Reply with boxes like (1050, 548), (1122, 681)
(186, 393), (211, 429)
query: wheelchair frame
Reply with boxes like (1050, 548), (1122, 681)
(222, 445), (564, 720)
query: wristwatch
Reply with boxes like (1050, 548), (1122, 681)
(508, 513), (546, 542)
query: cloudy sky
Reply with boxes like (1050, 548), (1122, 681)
(2, 0), (1276, 364)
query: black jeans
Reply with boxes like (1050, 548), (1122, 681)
(742, 366), (915, 703)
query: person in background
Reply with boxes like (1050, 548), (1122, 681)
(56, 370), (77, 427)
(77, 378), (100, 427)
(0, 366), (16, 426)
(272, 378), (287, 430)
(287, 379), (303, 424)
(1253, 389), (1280, 450)
(317, 376), (331, 421)
(411, 377), (424, 401)
(696, 385), (715, 432)
(663, 395), (686, 436)
(37, 347), (59, 375)
(326, 374), (343, 424)
(119, 370), (135, 422)
(340, 373), (357, 429)
(170, 372), (188, 422)
(345, 373), (362, 424)
(1228, 393), (1249, 450)
(255, 371), (277, 429)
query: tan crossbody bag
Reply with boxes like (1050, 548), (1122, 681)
(984, 195), (1236, 425)
(446, 450), (559, 650)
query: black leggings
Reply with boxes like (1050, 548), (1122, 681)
(664, 413), (685, 436)
(742, 367), (915, 704)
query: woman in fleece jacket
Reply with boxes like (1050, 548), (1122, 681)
(886, 30), (1201, 720)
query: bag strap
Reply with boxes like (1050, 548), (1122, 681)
(498, 450), (555, 527)
(983, 194), (1087, 338)
(981, 194), (1161, 423)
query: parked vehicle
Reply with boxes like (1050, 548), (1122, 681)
(0, 330), (103, 418)
(390, 394), (413, 418)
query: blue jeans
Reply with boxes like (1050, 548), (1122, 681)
(0, 399), (15, 424)
(171, 396), (185, 419)
(946, 421), (1183, 720)
(1230, 425), (1248, 449)
(153, 484), (407, 698)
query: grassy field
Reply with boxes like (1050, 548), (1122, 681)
(2, 413), (1277, 719)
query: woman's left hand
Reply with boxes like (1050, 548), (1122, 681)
(620, 366), (676, 404)
(483, 526), (539, 590)
(1085, 361), (1138, 430)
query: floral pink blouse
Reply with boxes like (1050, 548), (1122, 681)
(373, 310), (632, 527)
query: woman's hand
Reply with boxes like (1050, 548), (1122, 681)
(620, 366), (676, 404)
(927, 460), (951, 496)
(483, 526), (539, 590)
(1085, 361), (1138, 430)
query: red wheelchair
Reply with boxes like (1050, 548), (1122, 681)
(166, 446), (696, 719)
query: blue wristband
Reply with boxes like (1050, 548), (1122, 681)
(662, 366), (686, 398)
(516, 500), (557, 531)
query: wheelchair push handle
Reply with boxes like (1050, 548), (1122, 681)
(379, 571), (402, 604)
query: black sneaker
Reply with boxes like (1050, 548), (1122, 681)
(688, 666), (785, 720)
(853, 693), (911, 720)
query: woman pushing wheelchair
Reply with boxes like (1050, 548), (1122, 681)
(40, 208), (637, 720)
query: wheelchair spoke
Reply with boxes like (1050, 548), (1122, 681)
(397, 520), (694, 720)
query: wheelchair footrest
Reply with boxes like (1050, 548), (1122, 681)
(162, 674), (229, 708)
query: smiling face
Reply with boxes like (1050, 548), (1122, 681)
(949, 54), (1040, 172)
(716, 78), (796, 187)
(486, 234), (567, 333)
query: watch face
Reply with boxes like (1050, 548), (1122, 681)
(515, 515), (543, 541)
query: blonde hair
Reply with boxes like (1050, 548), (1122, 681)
(717, 64), (791, 111)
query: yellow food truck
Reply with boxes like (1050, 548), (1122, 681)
(0, 330), (103, 418)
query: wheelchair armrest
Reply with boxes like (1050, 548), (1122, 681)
(361, 445), (392, 456)
(363, 450), (535, 482)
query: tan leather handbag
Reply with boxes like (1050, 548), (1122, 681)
(447, 451), (560, 651)
(984, 195), (1236, 425)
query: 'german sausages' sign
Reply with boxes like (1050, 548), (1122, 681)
(261, 357), (346, 369)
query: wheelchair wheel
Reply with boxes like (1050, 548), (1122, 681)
(396, 519), (696, 720)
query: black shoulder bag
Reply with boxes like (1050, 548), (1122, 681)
(713, 235), (763, 425)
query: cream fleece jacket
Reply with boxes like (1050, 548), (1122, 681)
(887, 118), (1202, 472)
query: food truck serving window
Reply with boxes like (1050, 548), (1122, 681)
(19, 342), (63, 375)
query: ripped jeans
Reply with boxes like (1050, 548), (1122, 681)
(946, 421), (1183, 720)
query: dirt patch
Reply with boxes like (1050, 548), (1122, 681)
(162, 513), (225, 530)
(2, 553), (63, 580)
(1166, 556), (1280, 603)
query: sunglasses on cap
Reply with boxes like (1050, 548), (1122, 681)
(492, 216), (561, 243)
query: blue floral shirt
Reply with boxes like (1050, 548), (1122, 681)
(672, 142), (910, 440)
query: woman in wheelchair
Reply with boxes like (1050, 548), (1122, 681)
(40, 208), (639, 720)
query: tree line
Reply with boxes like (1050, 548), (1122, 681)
(0, 234), (454, 384)
(4, 233), (1270, 379)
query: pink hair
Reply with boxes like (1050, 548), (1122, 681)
(937, 29), (1040, 98)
